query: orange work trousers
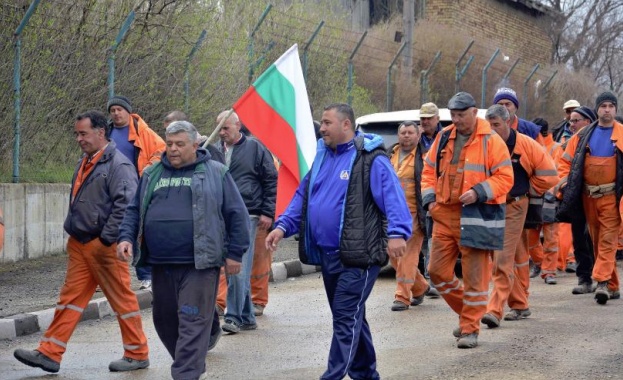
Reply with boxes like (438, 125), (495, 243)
(508, 229), (531, 310)
(526, 223), (559, 277)
(38, 237), (148, 363)
(487, 197), (528, 320)
(429, 203), (491, 335)
(557, 222), (575, 270)
(389, 218), (428, 305)
(217, 228), (272, 309)
(584, 193), (620, 291)
(250, 227), (272, 307)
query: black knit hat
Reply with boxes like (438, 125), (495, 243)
(107, 95), (133, 113)
(595, 91), (617, 110)
(532, 117), (549, 135)
(573, 106), (597, 123)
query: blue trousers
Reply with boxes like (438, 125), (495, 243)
(320, 263), (381, 380)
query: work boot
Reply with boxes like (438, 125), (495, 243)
(594, 281), (610, 305)
(544, 274), (557, 285)
(426, 285), (441, 299)
(410, 289), (427, 306)
(452, 327), (461, 338)
(611, 290), (621, 300)
(207, 328), (222, 352)
(565, 262), (577, 273)
(253, 303), (265, 316)
(572, 282), (594, 295)
(481, 313), (500, 328)
(108, 357), (149, 372)
(504, 308), (531, 321)
(13, 349), (60, 373)
(529, 264), (541, 278)
(457, 333), (478, 349)
(391, 300), (409, 311)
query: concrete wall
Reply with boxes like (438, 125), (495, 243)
(0, 184), (70, 263)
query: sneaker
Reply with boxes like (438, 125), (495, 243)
(13, 349), (60, 373)
(108, 357), (149, 372)
(565, 262), (577, 273)
(426, 286), (441, 299)
(216, 304), (225, 317)
(594, 281), (610, 305)
(481, 313), (500, 328)
(452, 327), (461, 338)
(253, 303), (265, 316)
(222, 319), (240, 334)
(544, 275), (557, 285)
(240, 322), (258, 331)
(572, 282), (594, 295)
(457, 333), (478, 349)
(504, 308), (531, 321)
(529, 265), (541, 278)
(139, 280), (152, 291)
(610, 290), (621, 300)
(207, 328), (222, 352)
(391, 300), (409, 311)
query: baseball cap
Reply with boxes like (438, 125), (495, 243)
(419, 103), (439, 118)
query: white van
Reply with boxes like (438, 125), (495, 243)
(356, 108), (488, 147)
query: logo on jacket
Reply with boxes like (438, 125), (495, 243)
(340, 170), (350, 180)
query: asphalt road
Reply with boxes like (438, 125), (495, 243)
(2, 264), (623, 379)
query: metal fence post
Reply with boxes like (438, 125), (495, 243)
(455, 40), (474, 93)
(386, 43), (407, 111)
(303, 21), (324, 84)
(347, 31), (367, 105)
(481, 48), (500, 108)
(522, 64), (540, 118)
(420, 51), (441, 105)
(502, 58), (520, 83)
(107, 10), (135, 100)
(540, 70), (558, 115)
(248, 4), (272, 85)
(12, 0), (41, 183)
(184, 30), (207, 116)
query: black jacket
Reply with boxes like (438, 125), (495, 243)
(221, 134), (277, 218)
(551, 119), (569, 143)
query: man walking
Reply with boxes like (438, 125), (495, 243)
(108, 95), (166, 291)
(557, 92), (623, 305)
(117, 121), (249, 379)
(14, 111), (149, 373)
(481, 105), (557, 329)
(421, 92), (514, 348)
(266, 103), (411, 379)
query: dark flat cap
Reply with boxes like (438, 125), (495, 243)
(448, 92), (476, 110)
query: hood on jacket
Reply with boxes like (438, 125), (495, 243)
(161, 147), (210, 170)
(315, 131), (385, 154)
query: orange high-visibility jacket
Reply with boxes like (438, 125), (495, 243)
(422, 118), (514, 250)
(514, 132), (559, 196)
(127, 114), (166, 176)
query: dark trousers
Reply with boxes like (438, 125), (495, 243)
(136, 265), (152, 281)
(152, 264), (219, 380)
(320, 264), (381, 380)
(571, 213), (594, 284)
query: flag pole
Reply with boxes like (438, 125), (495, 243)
(203, 108), (235, 147)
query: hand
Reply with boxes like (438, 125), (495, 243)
(387, 238), (407, 259)
(117, 241), (133, 261)
(225, 258), (241, 275)
(459, 189), (478, 205)
(257, 215), (273, 231)
(265, 229), (285, 251)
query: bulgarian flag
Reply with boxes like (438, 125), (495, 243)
(233, 44), (316, 217)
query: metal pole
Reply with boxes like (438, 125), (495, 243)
(386, 42), (407, 112)
(13, 0), (42, 183)
(455, 40), (474, 93)
(184, 30), (207, 116)
(248, 4), (272, 85)
(303, 21), (324, 84)
(420, 51), (441, 105)
(502, 58), (520, 82)
(347, 31), (367, 105)
(540, 69), (558, 114)
(481, 48), (500, 108)
(522, 64), (540, 118)
(107, 10), (135, 100)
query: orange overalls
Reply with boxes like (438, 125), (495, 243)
(389, 146), (428, 306)
(583, 153), (620, 292)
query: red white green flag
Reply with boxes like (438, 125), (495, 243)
(233, 44), (316, 217)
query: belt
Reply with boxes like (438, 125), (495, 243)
(506, 194), (527, 204)
(584, 182), (615, 198)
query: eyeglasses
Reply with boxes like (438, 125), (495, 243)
(569, 118), (586, 124)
